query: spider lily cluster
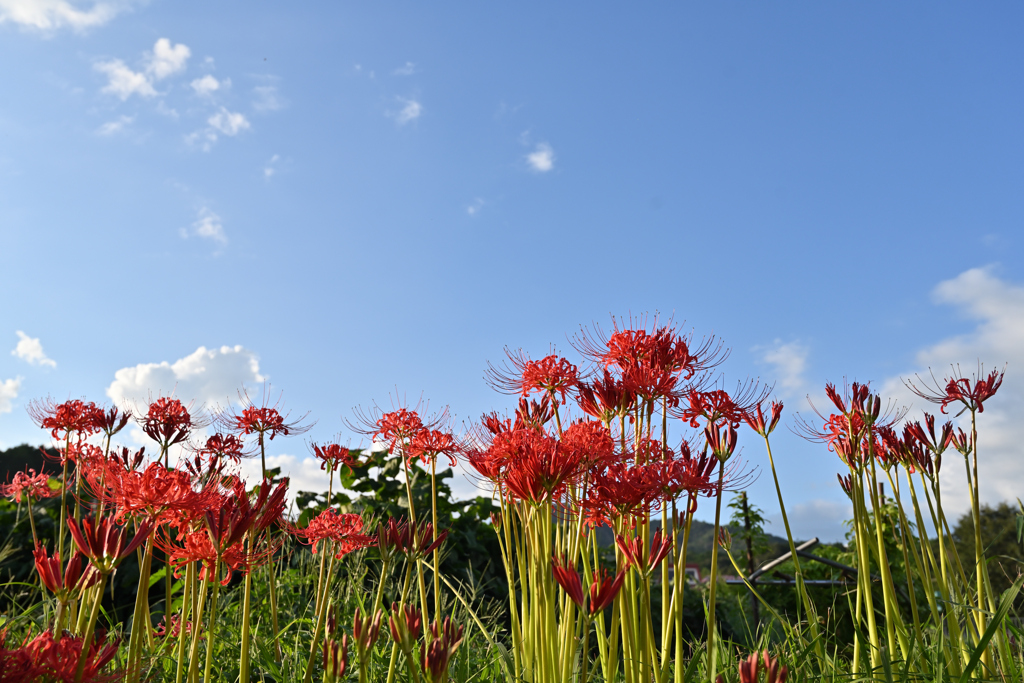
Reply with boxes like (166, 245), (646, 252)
(0, 319), (1016, 683)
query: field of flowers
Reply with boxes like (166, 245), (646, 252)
(0, 318), (1019, 682)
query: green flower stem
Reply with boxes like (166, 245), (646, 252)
(174, 561), (195, 683)
(705, 461), (726, 683)
(126, 534), (156, 683)
(239, 534), (254, 683)
(202, 557), (223, 683)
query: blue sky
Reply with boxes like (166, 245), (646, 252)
(2, 1), (1024, 542)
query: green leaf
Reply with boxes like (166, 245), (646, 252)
(957, 573), (1024, 683)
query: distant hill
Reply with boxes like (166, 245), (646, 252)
(593, 518), (796, 574)
(0, 444), (60, 481)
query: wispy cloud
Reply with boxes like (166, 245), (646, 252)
(252, 85), (284, 112)
(0, 0), (134, 32)
(12, 330), (56, 368)
(755, 339), (809, 398)
(392, 61), (416, 76)
(264, 154), (280, 180)
(527, 142), (555, 172)
(208, 107), (250, 136)
(95, 114), (133, 136)
(390, 97), (422, 125)
(466, 198), (485, 216)
(180, 206), (227, 246)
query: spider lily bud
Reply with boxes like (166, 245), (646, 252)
(616, 528), (673, 575)
(353, 607), (383, 657)
(33, 547), (100, 602)
(388, 603), (422, 654)
(718, 527), (732, 550)
(67, 515), (153, 574)
(705, 423), (737, 463)
(744, 401), (783, 438)
(551, 556), (585, 608)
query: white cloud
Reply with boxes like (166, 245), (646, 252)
(252, 85), (284, 112)
(145, 38), (190, 80)
(95, 114), (133, 136)
(95, 38), (189, 101)
(770, 498), (852, 544)
(466, 198), (484, 216)
(94, 59), (156, 100)
(264, 154), (279, 180)
(190, 74), (226, 96)
(106, 345), (264, 413)
(12, 330), (56, 368)
(0, 0), (129, 31)
(881, 266), (1024, 518)
(391, 97), (422, 125)
(392, 61), (416, 76)
(181, 206), (227, 245)
(208, 107), (250, 136)
(0, 377), (20, 414)
(527, 142), (555, 172)
(756, 339), (809, 398)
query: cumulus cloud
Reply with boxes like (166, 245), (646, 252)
(881, 266), (1024, 517)
(0, 377), (21, 413)
(190, 74), (226, 97)
(94, 59), (156, 99)
(12, 330), (56, 368)
(756, 339), (809, 398)
(95, 114), (133, 136)
(180, 207), (227, 246)
(95, 38), (190, 100)
(146, 38), (190, 80)
(391, 98), (422, 125)
(106, 345), (264, 413)
(0, 0), (129, 31)
(208, 107), (250, 136)
(527, 142), (555, 172)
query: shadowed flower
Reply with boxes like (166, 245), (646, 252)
(20, 629), (121, 683)
(1, 469), (58, 503)
(33, 547), (100, 603)
(140, 397), (196, 452)
(67, 515), (152, 574)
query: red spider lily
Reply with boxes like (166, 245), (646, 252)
(514, 394), (556, 430)
(109, 446), (146, 472)
(0, 629), (38, 683)
(166, 530), (249, 585)
(680, 390), (746, 428)
(50, 442), (104, 469)
(322, 631), (348, 683)
(577, 369), (634, 424)
(745, 400), (784, 438)
(408, 428), (459, 467)
(486, 350), (580, 404)
(33, 547), (100, 601)
(92, 406), (131, 438)
(200, 432), (249, 463)
(388, 603), (423, 652)
(140, 397), (195, 451)
(705, 422), (738, 462)
(463, 446), (506, 484)
(905, 365), (1005, 416)
(352, 606), (383, 655)
(296, 509), (375, 558)
(218, 386), (313, 441)
(95, 461), (207, 526)
(1, 469), (58, 503)
(501, 430), (585, 503)
(28, 398), (104, 441)
(616, 528), (673, 574)
(153, 615), (195, 638)
(250, 478), (290, 531)
(19, 629), (121, 683)
(906, 413), (954, 456)
(561, 419), (616, 468)
(67, 515), (152, 574)
(589, 567), (626, 613)
(311, 442), (357, 472)
(551, 555), (586, 608)
(421, 617), (465, 683)
(203, 492), (259, 553)
(587, 462), (661, 522)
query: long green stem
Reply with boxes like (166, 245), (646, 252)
(73, 572), (108, 683)
(202, 557), (223, 683)
(706, 462), (726, 683)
